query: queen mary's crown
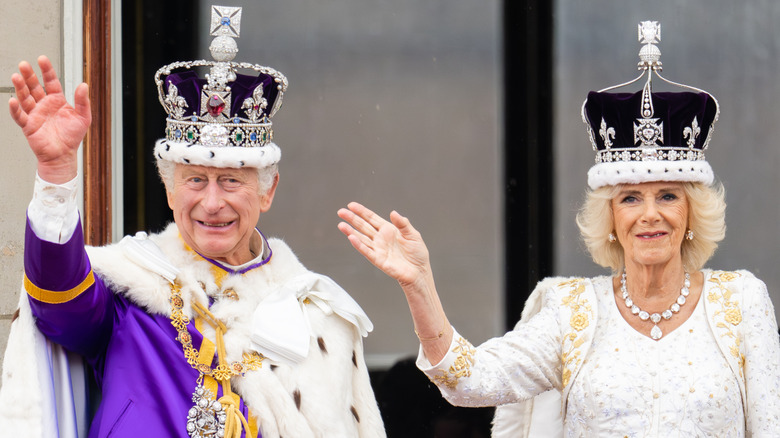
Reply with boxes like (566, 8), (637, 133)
(154, 5), (288, 169)
(581, 21), (720, 190)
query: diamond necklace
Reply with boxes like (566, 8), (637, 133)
(620, 270), (690, 340)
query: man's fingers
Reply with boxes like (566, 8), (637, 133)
(11, 73), (37, 115)
(73, 83), (91, 122)
(14, 62), (42, 114)
(20, 61), (44, 103)
(38, 55), (63, 96)
(27, 81), (45, 102)
(16, 60), (34, 79)
(8, 97), (27, 128)
(27, 58), (47, 101)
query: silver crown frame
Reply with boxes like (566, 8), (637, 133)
(155, 5), (289, 148)
(581, 21), (720, 165)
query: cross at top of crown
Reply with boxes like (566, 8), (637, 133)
(638, 21), (660, 45)
(638, 21), (662, 70)
(205, 5), (245, 81)
(210, 5), (242, 38)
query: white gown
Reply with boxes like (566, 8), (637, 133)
(417, 271), (780, 437)
(568, 276), (743, 437)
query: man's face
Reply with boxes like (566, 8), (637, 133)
(166, 164), (277, 265)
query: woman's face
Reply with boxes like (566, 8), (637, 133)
(611, 181), (689, 270)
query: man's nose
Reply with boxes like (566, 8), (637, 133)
(201, 181), (226, 213)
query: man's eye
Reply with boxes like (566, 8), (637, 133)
(222, 178), (242, 188)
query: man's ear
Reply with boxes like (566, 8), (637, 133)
(259, 173), (280, 212)
(166, 186), (175, 211)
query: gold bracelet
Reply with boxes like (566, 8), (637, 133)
(415, 326), (445, 342)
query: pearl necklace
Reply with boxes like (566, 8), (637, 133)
(620, 271), (690, 340)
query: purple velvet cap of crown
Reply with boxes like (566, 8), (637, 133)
(583, 90), (719, 189)
(584, 90), (718, 151)
(164, 71), (281, 119)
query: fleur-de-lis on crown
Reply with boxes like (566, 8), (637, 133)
(164, 84), (188, 119)
(242, 84), (268, 122)
(683, 117), (701, 148)
(154, 5), (288, 150)
(599, 118), (616, 148)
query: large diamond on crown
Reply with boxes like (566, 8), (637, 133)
(640, 147), (659, 161)
(633, 117), (663, 147)
(200, 124), (229, 146)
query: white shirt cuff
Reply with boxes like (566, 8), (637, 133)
(415, 326), (460, 370)
(27, 173), (80, 244)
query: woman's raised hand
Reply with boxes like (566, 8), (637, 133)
(338, 202), (453, 361)
(337, 202), (432, 288)
(8, 55), (91, 183)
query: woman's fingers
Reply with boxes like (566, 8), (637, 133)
(340, 204), (417, 249)
(338, 220), (381, 266)
(337, 207), (373, 239)
(339, 202), (388, 239)
(338, 204), (400, 262)
(346, 201), (391, 232)
(336, 218), (366, 245)
(389, 210), (418, 239)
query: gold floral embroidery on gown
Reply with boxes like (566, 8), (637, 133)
(559, 278), (592, 388)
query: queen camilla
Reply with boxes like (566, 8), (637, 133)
(337, 21), (780, 437)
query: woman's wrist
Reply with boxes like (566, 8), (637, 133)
(415, 322), (446, 341)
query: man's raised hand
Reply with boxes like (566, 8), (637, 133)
(8, 55), (91, 183)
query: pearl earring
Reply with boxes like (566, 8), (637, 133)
(608, 233), (617, 243)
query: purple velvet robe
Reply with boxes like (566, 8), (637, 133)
(25, 219), (259, 437)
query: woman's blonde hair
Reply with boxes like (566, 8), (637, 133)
(576, 181), (726, 273)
